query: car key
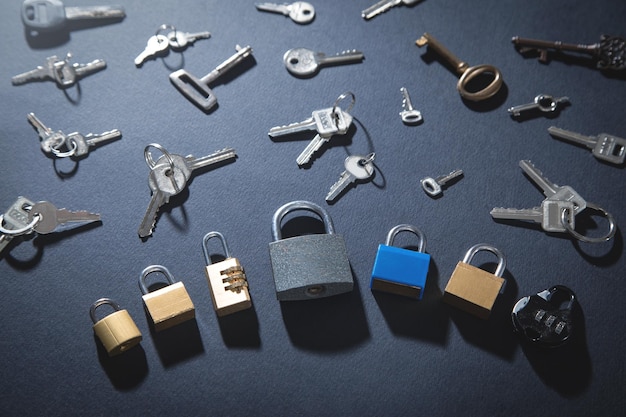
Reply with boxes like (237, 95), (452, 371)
(548, 126), (625, 165)
(255, 2), (315, 24)
(362, 0), (421, 20)
(27, 201), (100, 234)
(326, 154), (376, 202)
(283, 48), (364, 76)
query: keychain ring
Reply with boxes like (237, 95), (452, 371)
(561, 202), (617, 243)
(0, 213), (41, 236)
(457, 64), (503, 101)
(50, 138), (77, 158)
(144, 143), (175, 170)
(332, 91), (356, 127)
(156, 23), (177, 46)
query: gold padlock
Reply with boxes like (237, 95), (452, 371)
(202, 231), (251, 317)
(90, 298), (142, 356)
(442, 244), (506, 319)
(139, 265), (196, 331)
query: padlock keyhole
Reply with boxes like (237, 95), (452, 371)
(306, 285), (326, 297)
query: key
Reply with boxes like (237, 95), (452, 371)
(415, 33), (503, 101)
(508, 94), (569, 117)
(135, 35), (170, 66)
(362, 0), (421, 20)
(399, 87), (423, 124)
(0, 197), (37, 255)
(65, 129), (122, 158)
(27, 201), (100, 234)
(326, 153), (376, 202)
(283, 48), (364, 76)
(169, 45), (254, 111)
(255, 2), (315, 24)
(12, 53), (106, 88)
(27, 112), (67, 154)
(420, 169), (463, 197)
(21, 0), (125, 35)
(167, 30), (211, 51)
(296, 109), (353, 166)
(268, 107), (347, 138)
(548, 126), (626, 165)
(512, 35), (626, 71)
(151, 148), (238, 182)
(490, 199), (576, 233)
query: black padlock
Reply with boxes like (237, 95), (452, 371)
(511, 285), (576, 348)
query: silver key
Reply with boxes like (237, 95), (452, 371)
(296, 110), (353, 166)
(420, 169), (463, 197)
(135, 34), (170, 66)
(283, 48), (364, 76)
(27, 113), (66, 153)
(269, 107), (346, 138)
(490, 199), (576, 233)
(326, 154), (376, 202)
(27, 201), (100, 234)
(548, 126), (626, 165)
(400, 87), (423, 124)
(167, 30), (211, 51)
(255, 2), (315, 24)
(507, 94), (569, 117)
(0, 197), (36, 255)
(65, 129), (122, 158)
(12, 53), (106, 88)
(362, 0), (421, 20)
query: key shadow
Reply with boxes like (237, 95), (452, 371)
(52, 157), (80, 178)
(24, 17), (125, 49)
(95, 334), (148, 391)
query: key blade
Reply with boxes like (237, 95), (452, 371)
(519, 160), (560, 197)
(186, 148), (237, 171)
(138, 191), (168, 238)
(73, 59), (107, 79)
(55, 209), (101, 228)
(326, 171), (354, 202)
(65, 6), (126, 20)
(255, 3), (291, 15)
(12, 67), (50, 85)
(362, 0), (402, 20)
(84, 129), (122, 147)
(490, 207), (542, 223)
(296, 134), (328, 166)
(268, 117), (316, 137)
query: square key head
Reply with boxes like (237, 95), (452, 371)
(371, 244), (431, 300)
(169, 69), (217, 111)
(594, 134), (626, 165)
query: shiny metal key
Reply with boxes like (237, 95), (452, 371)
(255, 2), (315, 24)
(490, 200), (575, 233)
(27, 113), (67, 154)
(296, 110), (353, 166)
(399, 87), (422, 124)
(420, 169), (463, 197)
(508, 94), (569, 117)
(269, 107), (345, 138)
(362, 0), (421, 20)
(64, 129), (122, 158)
(27, 201), (100, 234)
(135, 35), (170, 66)
(167, 30), (211, 51)
(283, 48), (364, 76)
(12, 53), (106, 88)
(548, 126), (626, 165)
(0, 197), (36, 255)
(326, 153), (376, 202)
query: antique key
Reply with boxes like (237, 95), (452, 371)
(415, 33), (503, 101)
(27, 113), (66, 154)
(255, 2), (315, 24)
(283, 48), (364, 76)
(399, 87), (422, 124)
(512, 35), (626, 71)
(12, 53), (106, 88)
(362, 0), (421, 20)
(167, 29), (211, 51)
(548, 126), (625, 165)
(420, 169), (463, 197)
(326, 153), (376, 202)
(135, 35), (170, 66)
(508, 94), (569, 118)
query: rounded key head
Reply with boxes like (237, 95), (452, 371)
(148, 154), (191, 196)
(345, 155), (374, 180)
(22, 0), (66, 33)
(283, 48), (318, 76)
(149, 34), (170, 53)
(289, 2), (315, 24)
(420, 177), (442, 197)
(28, 201), (58, 234)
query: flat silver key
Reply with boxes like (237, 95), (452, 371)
(27, 113), (66, 153)
(138, 164), (181, 238)
(27, 201), (100, 234)
(490, 200), (575, 233)
(167, 30), (211, 51)
(296, 110), (353, 166)
(255, 2), (315, 24)
(508, 94), (569, 117)
(269, 107), (345, 138)
(400, 87), (423, 124)
(548, 126), (626, 165)
(362, 0), (421, 20)
(65, 129), (122, 158)
(420, 169), (463, 197)
(135, 34), (170, 66)
(152, 148), (238, 181)
(283, 48), (364, 76)
(0, 197), (36, 254)
(326, 153), (376, 202)
(12, 53), (106, 88)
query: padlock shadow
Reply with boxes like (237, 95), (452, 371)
(215, 306), (262, 349)
(95, 334), (148, 391)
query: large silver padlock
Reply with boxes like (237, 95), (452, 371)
(269, 200), (353, 301)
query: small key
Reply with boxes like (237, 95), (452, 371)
(21, 0), (125, 35)
(296, 109), (353, 166)
(0, 197), (36, 255)
(362, 0), (421, 20)
(255, 2), (315, 24)
(420, 169), (463, 197)
(283, 48), (364, 76)
(490, 200), (576, 233)
(167, 30), (211, 51)
(548, 126), (626, 165)
(326, 153), (376, 202)
(399, 87), (422, 124)
(65, 129), (122, 158)
(135, 35), (170, 66)
(512, 35), (626, 71)
(12, 53), (106, 88)
(27, 113), (67, 153)
(27, 201), (100, 234)
(508, 94), (569, 117)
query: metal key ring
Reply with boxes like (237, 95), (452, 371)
(156, 24), (177, 45)
(332, 91), (356, 127)
(144, 143), (176, 171)
(0, 213), (41, 236)
(560, 202), (617, 243)
(359, 152), (376, 165)
(457, 64), (503, 101)
(50, 138), (78, 158)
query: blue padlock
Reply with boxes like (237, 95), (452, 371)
(370, 224), (430, 299)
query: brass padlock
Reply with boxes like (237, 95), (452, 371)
(90, 298), (142, 356)
(442, 243), (506, 319)
(202, 231), (252, 317)
(139, 265), (196, 331)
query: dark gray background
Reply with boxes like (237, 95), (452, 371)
(1, 1), (624, 416)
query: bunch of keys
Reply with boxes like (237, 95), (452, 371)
(490, 160), (617, 243)
(27, 113), (121, 159)
(134, 24), (211, 66)
(0, 196), (101, 256)
(268, 92), (355, 166)
(12, 53), (106, 89)
(283, 48), (364, 77)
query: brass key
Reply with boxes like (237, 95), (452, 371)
(415, 33), (503, 101)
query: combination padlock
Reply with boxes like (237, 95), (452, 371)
(269, 200), (353, 301)
(512, 285), (576, 348)
(139, 265), (195, 331)
(370, 224), (430, 299)
(442, 243), (506, 319)
(90, 298), (142, 356)
(202, 231), (252, 317)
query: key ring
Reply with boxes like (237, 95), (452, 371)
(457, 64), (503, 101)
(157, 24), (177, 47)
(144, 143), (176, 170)
(359, 152), (376, 166)
(560, 202), (617, 243)
(0, 213), (41, 236)
(332, 91), (356, 127)
(50, 138), (78, 158)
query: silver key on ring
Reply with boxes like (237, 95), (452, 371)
(400, 87), (423, 125)
(362, 0), (421, 20)
(167, 30), (211, 51)
(490, 200), (576, 233)
(508, 94), (569, 117)
(283, 48), (364, 76)
(326, 153), (376, 202)
(65, 129), (122, 158)
(27, 201), (100, 234)
(548, 126), (626, 165)
(12, 53), (106, 88)
(27, 113), (66, 154)
(255, 2), (315, 24)
(420, 169), (463, 197)
(296, 109), (353, 166)
(135, 34), (170, 66)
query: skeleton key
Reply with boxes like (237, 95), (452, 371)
(167, 30), (211, 51)
(27, 201), (100, 234)
(0, 197), (37, 255)
(362, 0), (421, 20)
(548, 126), (626, 165)
(65, 129), (122, 158)
(508, 94), (569, 117)
(512, 35), (626, 71)
(420, 169), (463, 197)
(283, 48), (364, 76)
(135, 35), (170, 66)
(27, 113), (66, 153)
(12, 53), (106, 88)
(415, 33), (503, 101)
(490, 200), (576, 233)
(326, 153), (376, 202)
(399, 87), (422, 124)
(255, 2), (315, 24)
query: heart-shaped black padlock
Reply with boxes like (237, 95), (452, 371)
(511, 285), (576, 348)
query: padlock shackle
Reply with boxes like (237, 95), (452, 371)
(89, 297), (121, 324)
(385, 224), (426, 252)
(202, 231), (232, 265)
(462, 243), (506, 277)
(139, 265), (176, 295)
(271, 200), (335, 241)
(539, 285), (576, 309)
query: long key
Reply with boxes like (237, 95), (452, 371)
(508, 94), (569, 117)
(326, 154), (376, 202)
(548, 126), (626, 165)
(490, 200), (576, 233)
(269, 107), (345, 138)
(0, 197), (36, 255)
(138, 163), (180, 238)
(512, 35), (626, 71)
(27, 201), (100, 234)
(296, 109), (353, 165)
(152, 148), (238, 182)
(362, 0), (421, 20)
(420, 169), (463, 197)
(12, 53), (106, 88)
(21, 0), (125, 35)
(255, 2), (315, 24)
(135, 35), (170, 66)
(27, 112), (66, 153)
(399, 87), (423, 124)
(66, 129), (122, 158)
(283, 48), (364, 76)
(167, 30), (211, 51)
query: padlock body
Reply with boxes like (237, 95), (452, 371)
(142, 282), (195, 331)
(93, 309), (142, 356)
(443, 261), (504, 319)
(205, 257), (251, 317)
(370, 244), (430, 299)
(269, 234), (353, 301)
